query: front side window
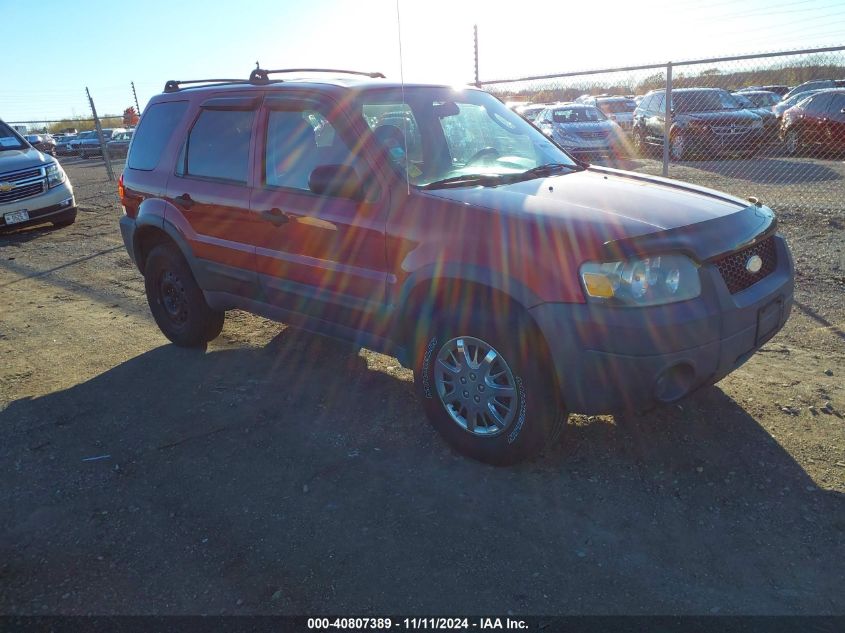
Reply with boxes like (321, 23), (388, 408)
(356, 87), (575, 187)
(184, 109), (254, 183)
(264, 106), (359, 192)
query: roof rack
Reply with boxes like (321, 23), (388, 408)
(163, 67), (386, 93)
(163, 78), (252, 93)
(249, 68), (385, 83)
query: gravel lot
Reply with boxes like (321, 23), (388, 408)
(0, 156), (843, 615)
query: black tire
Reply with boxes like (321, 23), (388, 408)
(51, 209), (77, 227)
(144, 243), (225, 347)
(413, 311), (564, 465)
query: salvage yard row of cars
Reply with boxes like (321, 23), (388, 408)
(19, 128), (135, 159)
(514, 78), (845, 160)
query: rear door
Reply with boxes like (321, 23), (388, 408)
(250, 93), (390, 331)
(165, 93), (263, 298)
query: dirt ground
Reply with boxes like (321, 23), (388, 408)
(0, 157), (843, 615)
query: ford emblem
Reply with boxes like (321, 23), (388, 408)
(746, 254), (763, 274)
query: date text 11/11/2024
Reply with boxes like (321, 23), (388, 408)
(307, 617), (529, 630)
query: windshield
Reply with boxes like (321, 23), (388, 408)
(356, 87), (577, 188)
(0, 122), (27, 150)
(552, 106), (606, 123)
(597, 99), (636, 114)
(79, 131), (97, 139)
(732, 94), (754, 108)
(673, 91), (740, 112)
(746, 93), (779, 107)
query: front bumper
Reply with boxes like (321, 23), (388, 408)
(686, 127), (763, 154)
(529, 234), (793, 414)
(0, 181), (76, 230)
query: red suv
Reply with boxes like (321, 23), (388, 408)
(119, 68), (794, 465)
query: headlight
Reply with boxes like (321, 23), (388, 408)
(554, 128), (577, 141)
(46, 162), (66, 188)
(580, 254), (701, 306)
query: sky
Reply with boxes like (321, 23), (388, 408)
(1, 0), (844, 123)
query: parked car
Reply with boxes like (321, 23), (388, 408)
(782, 79), (845, 101)
(68, 130), (96, 154)
(731, 92), (778, 140)
(119, 69), (793, 465)
(534, 103), (626, 157)
(106, 130), (134, 158)
(736, 85), (790, 97)
(25, 134), (56, 156)
(77, 128), (126, 158)
(0, 119), (76, 230)
(55, 135), (79, 156)
(632, 88), (764, 160)
(780, 89), (845, 156)
(578, 96), (638, 132)
(772, 89), (827, 121)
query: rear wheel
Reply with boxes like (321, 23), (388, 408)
(144, 243), (225, 347)
(413, 313), (564, 465)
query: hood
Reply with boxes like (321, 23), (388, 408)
(423, 166), (772, 260)
(0, 146), (52, 174)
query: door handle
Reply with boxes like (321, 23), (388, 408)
(174, 193), (194, 210)
(260, 207), (290, 226)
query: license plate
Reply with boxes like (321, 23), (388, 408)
(4, 209), (29, 225)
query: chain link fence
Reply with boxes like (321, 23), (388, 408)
(481, 46), (845, 212)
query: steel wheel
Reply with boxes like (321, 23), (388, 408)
(158, 270), (189, 326)
(433, 336), (518, 437)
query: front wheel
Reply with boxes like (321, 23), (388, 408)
(413, 316), (564, 465)
(670, 131), (687, 161)
(632, 128), (646, 156)
(144, 243), (225, 347)
(785, 129), (801, 156)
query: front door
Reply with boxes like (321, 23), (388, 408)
(250, 94), (390, 333)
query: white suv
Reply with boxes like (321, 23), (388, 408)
(0, 120), (76, 231)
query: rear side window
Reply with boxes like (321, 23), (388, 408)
(128, 101), (188, 171)
(183, 109), (254, 184)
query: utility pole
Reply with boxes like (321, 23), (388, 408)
(473, 24), (480, 87)
(131, 81), (141, 117)
(86, 87), (115, 182)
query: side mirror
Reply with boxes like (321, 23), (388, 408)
(309, 164), (364, 201)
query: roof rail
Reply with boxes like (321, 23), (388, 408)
(249, 68), (385, 83)
(163, 78), (252, 93)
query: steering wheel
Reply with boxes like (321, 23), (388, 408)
(465, 147), (500, 166)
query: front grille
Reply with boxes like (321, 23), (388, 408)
(711, 125), (750, 136)
(0, 181), (45, 205)
(714, 236), (777, 294)
(578, 130), (609, 140)
(0, 167), (42, 182)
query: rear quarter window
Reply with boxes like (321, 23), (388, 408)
(128, 101), (188, 171)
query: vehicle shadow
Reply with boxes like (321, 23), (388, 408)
(1, 330), (842, 615)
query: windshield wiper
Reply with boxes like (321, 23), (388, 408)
(511, 162), (584, 181)
(422, 173), (505, 190)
